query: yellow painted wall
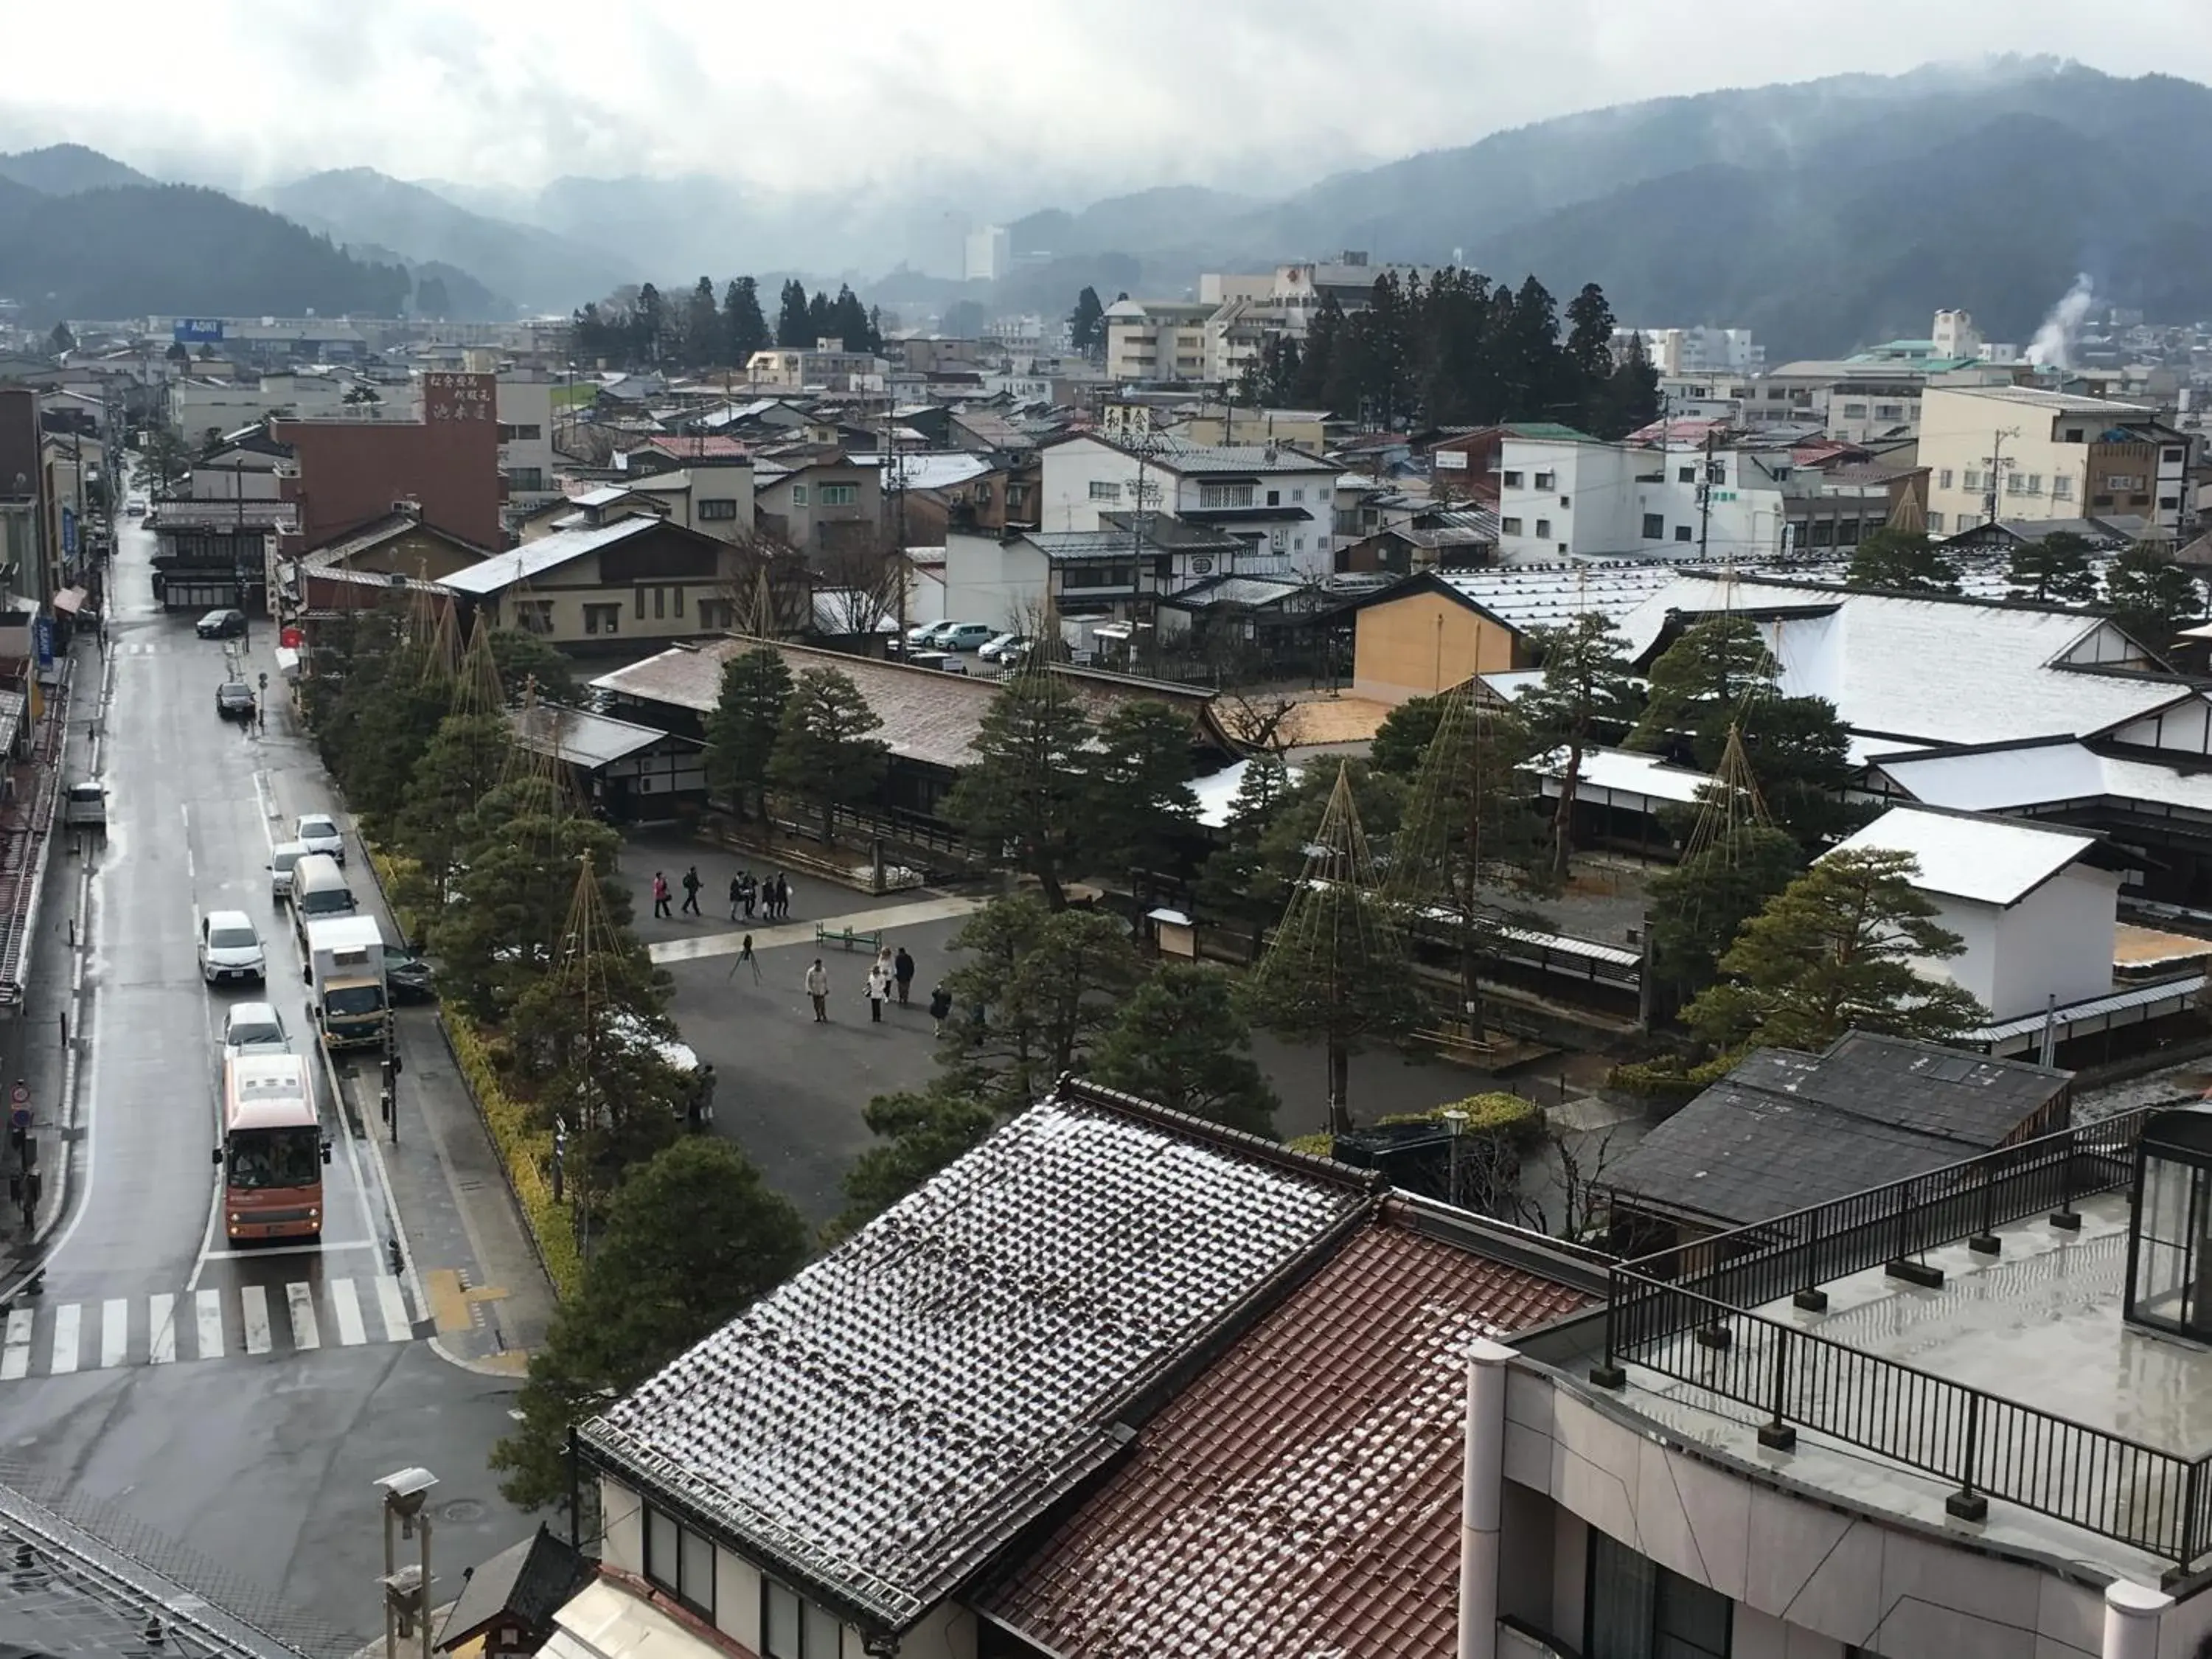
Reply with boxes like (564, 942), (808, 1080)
(1352, 591), (1521, 704)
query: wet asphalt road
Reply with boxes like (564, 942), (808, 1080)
(0, 517), (526, 1652)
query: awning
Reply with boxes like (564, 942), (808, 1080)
(50, 587), (88, 616)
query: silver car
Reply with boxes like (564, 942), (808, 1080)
(220, 1001), (291, 1066)
(295, 813), (344, 865)
(268, 840), (310, 902)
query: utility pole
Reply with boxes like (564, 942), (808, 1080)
(1696, 424), (1719, 561)
(1980, 426), (2020, 529)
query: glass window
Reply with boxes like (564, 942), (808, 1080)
(644, 1506), (714, 1618)
(790, 483), (810, 506)
(1501, 517), (1523, 535)
(1938, 469), (1954, 490)
(1588, 1530), (1730, 1659)
(634, 586), (646, 620)
(1964, 468), (1981, 490)
(699, 498), (738, 521)
(2053, 476), (2074, 500)
(1677, 467), (1696, 484)
(819, 484), (858, 507)
(1673, 526), (1691, 542)
(1502, 471), (1523, 487)
(765, 1582), (801, 1658)
(1088, 480), (1121, 502)
(1535, 518), (1552, 538)
(1642, 513), (1664, 540)
(1199, 482), (1253, 509)
(1927, 511), (1945, 532)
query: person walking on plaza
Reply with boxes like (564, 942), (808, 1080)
(774, 872), (792, 920)
(893, 946), (916, 1007)
(865, 956), (892, 1023)
(742, 871), (757, 920)
(728, 874), (743, 922)
(928, 982), (952, 1037)
(681, 864), (703, 916)
(651, 871), (672, 919)
(805, 959), (830, 1022)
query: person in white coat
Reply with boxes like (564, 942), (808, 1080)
(864, 957), (893, 1023)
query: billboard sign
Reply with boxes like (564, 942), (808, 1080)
(32, 617), (52, 668)
(173, 319), (226, 344)
(60, 508), (76, 558)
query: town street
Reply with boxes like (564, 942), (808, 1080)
(0, 515), (525, 1653)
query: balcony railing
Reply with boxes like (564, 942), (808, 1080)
(1592, 1107), (2212, 1573)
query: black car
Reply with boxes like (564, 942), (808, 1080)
(215, 681), (257, 721)
(385, 946), (437, 1005)
(196, 608), (246, 639)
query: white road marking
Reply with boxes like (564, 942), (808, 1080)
(100, 1299), (127, 1368)
(373, 1276), (411, 1342)
(202, 1241), (375, 1261)
(194, 1287), (224, 1359)
(286, 1282), (319, 1350)
(240, 1284), (272, 1354)
(251, 770), (279, 852)
(48, 1304), (79, 1374)
(147, 1293), (175, 1363)
(330, 1278), (367, 1346)
(181, 802), (195, 884)
(1, 1309), (32, 1380)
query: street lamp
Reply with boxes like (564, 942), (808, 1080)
(1441, 1106), (1470, 1209)
(376, 1467), (437, 1659)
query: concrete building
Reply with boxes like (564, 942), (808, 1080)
(496, 369), (557, 519)
(1100, 299), (1217, 383)
(439, 516), (763, 651)
(1495, 425), (1800, 563)
(753, 456), (880, 562)
(1623, 325), (1764, 377)
(1036, 434), (1339, 577)
(1919, 385), (2185, 538)
(274, 371), (504, 555)
(963, 223), (1011, 282)
(742, 342), (884, 392)
(168, 372), (369, 443)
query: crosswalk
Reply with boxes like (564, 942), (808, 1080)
(0, 1276), (419, 1380)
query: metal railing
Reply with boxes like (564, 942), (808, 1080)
(1594, 1107), (2212, 1569)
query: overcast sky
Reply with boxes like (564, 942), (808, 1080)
(1, 0), (2206, 204)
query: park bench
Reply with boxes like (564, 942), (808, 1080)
(815, 923), (883, 953)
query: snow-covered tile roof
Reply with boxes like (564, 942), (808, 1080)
(439, 517), (659, 595)
(1874, 740), (2212, 818)
(1611, 576), (2191, 747)
(1542, 745), (1712, 807)
(1827, 804), (2100, 907)
(580, 1087), (1371, 1629)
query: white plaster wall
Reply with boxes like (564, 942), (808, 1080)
(1038, 437), (1154, 532)
(941, 531), (1047, 632)
(1916, 894), (2003, 1019)
(1990, 866), (2121, 1023)
(598, 1477), (644, 1576)
(712, 1549), (762, 1649)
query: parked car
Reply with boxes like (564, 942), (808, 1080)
(123, 501), (146, 518)
(220, 1001), (291, 1065)
(198, 910), (266, 985)
(906, 649), (967, 675)
(295, 813), (344, 865)
(933, 622), (996, 652)
(384, 945), (438, 1005)
(904, 621), (942, 650)
(63, 781), (106, 832)
(216, 681), (256, 721)
(195, 608), (246, 639)
(977, 632), (1032, 664)
(268, 840), (310, 902)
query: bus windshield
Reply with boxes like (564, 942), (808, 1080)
(324, 984), (385, 1018)
(226, 1126), (322, 1191)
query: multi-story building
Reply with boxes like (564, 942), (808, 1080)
(1100, 299), (1217, 383)
(753, 456), (880, 563)
(742, 341), (885, 392)
(963, 223), (1011, 282)
(1919, 385), (2193, 538)
(1037, 433), (1340, 577)
(439, 514), (764, 650)
(1622, 325), (1764, 377)
(272, 371), (504, 557)
(495, 368), (557, 520)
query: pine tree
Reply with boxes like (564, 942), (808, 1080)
(1644, 823), (1804, 1001)
(2104, 544), (2204, 651)
(1563, 282), (1617, 429)
(805, 288), (833, 342)
(703, 647), (793, 819)
(1086, 700), (1198, 874)
(2006, 530), (2099, 604)
(774, 279), (811, 347)
(633, 283), (664, 364)
(1502, 276), (1565, 420)
(1520, 613), (1640, 878)
(944, 669), (1096, 908)
(1846, 529), (1961, 594)
(827, 284), (872, 352)
(767, 667), (887, 844)
(682, 276), (720, 369)
(1683, 847), (1987, 1051)
(1089, 964), (1279, 1136)
(1295, 293), (1345, 409)
(723, 276), (769, 364)
(1069, 285), (1105, 355)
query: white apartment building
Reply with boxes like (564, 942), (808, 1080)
(743, 341), (886, 392)
(1624, 326), (1764, 377)
(496, 369), (557, 515)
(167, 372), (364, 440)
(1036, 432), (1340, 577)
(1495, 430), (1795, 563)
(1100, 299), (1217, 383)
(1919, 385), (2180, 537)
(964, 223), (1011, 282)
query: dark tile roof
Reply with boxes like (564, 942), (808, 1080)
(1602, 1032), (2070, 1227)
(436, 1527), (591, 1651)
(980, 1206), (1593, 1659)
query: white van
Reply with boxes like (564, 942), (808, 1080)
(289, 853), (357, 948)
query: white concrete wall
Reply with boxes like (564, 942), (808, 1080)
(942, 530), (1048, 631)
(1498, 440), (1644, 561)
(1038, 437), (1159, 532)
(599, 1477), (645, 1575)
(1919, 894), (2003, 1018)
(1991, 866), (2121, 1022)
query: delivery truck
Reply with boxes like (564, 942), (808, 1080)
(304, 914), (388, 1051)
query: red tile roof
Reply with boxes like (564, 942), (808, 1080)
(981, 1211), (1593, 1658)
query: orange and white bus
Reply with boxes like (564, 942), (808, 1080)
(215, 1053), (330, 1242)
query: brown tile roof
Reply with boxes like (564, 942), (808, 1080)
(592, 641), (1239, 771)
(980, 1210), (1593, 1659)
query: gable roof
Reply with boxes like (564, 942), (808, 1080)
(438, 516), (660, 595)
(509, 705), (686, 769)
(1827, 804), (2105, 907)
(299, 511), (496, 567)
(579, 1082), (1374, 1632)
(1601, 1032), (2070, 1228)
(980, 1203), (1593, 1659)
(436, 1527), (591, 1651)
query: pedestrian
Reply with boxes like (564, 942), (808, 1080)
(741, 871), (757, 920)
(727, 931), (761, 984)
(681, 864), (703, 917)
(805, 959), (830, 1022)
(893, 945), (916, 1007)
(728, 874), (742, 922)
(865, 956), (892, 1023)
(928, 982), (952, 1037)
(651, 871), (672, 919)
(774, 872), (791, 920)
(695, 1063), (717, 1129)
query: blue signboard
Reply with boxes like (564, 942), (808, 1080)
(32, 618), (53, 668)
(173, 319), (226, 344)
(60, 509), (76, 559)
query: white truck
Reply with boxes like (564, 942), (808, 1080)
(303, 914), (388, 1051)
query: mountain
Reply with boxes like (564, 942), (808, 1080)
(0, 181), (410, 325)
(257, 168), (627, 313)
(0, 143), (153, 195)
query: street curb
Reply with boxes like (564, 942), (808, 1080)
(430, 1010), (561, 1307)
